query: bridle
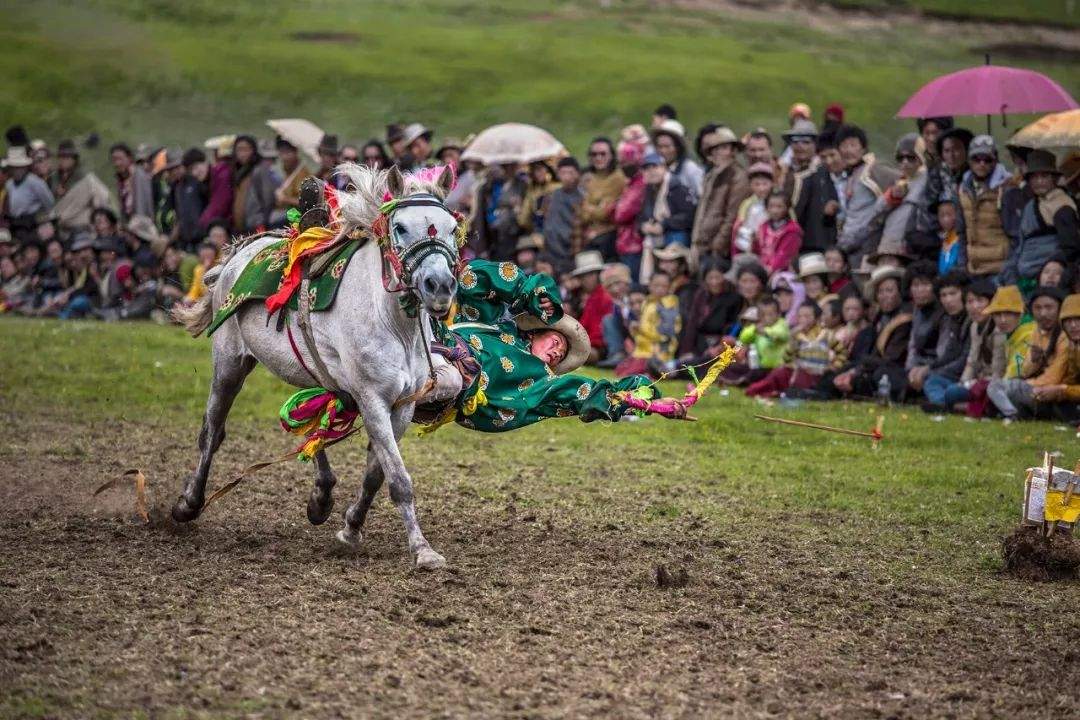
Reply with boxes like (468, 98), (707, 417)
(375, 193), (464, 313)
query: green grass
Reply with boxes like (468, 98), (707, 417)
(826, 0), (1078, 27)
(2, 315), (1072, 534)
(2, 0), (1077, 170)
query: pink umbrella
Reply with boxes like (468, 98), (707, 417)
(897, 63), (1077, 130)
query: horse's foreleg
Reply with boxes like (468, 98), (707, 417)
(306, 449), (338, 525)
(354, 397), (444, 569)
(336, 442), (384, 546)
(171, 352), (255, 522)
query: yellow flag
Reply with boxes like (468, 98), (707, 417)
(1044, 490), (1080, 523)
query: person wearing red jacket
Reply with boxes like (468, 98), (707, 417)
(571, 250), (613, 363)
(613, 143), (646, 282)
(752, 189), (803, 274)
(198, 143), (234, 233)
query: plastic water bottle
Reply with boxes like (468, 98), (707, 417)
(876, 373), (892, 405)
(748, 346), (760, 370)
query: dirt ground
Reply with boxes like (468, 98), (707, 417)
(3, 414), (1080, 719)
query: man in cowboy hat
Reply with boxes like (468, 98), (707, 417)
(513, 233), (543, 274)
(385, 124), (406, 165)
(272, 136), (313, 218)
(316, 134), (347, 190)
(570, 249), (612, 361)
(999, 149), (1079, 286)
(778, 118), (820, 207)
(48, 139), (112, 240)
(399, 123), (434, 173)
(692, 126), (750, 261)
(3, 145), (54, 243)
(420, 259), (656, 432)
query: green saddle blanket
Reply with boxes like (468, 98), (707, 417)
(206, 238), (362, 335)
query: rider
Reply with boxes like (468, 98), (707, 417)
(423, 259), (655, 432)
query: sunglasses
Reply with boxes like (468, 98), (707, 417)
(589, 151), (610, 157)
(895, 154), (919, 163)
(970, 155), (995, 164)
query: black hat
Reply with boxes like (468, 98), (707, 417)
(556, 156), (581, 172)
(5, 125), (30, 148)
(57, 139), (79, 158)
(181, 147), (207, 167)
(966, 277), (997, 301)
(317, 134), (339, 155)
(935, 127), (974, 158)
(385, 124), (404, 144)
(1030, 285), (1066, 305)
(274, 134), (297, 151)
(1024, 149), (1063, 178)
(916, 116), (954, 133)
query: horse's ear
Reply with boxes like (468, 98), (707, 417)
(436, 164), (455, 195)
(387, 166), (405, 198)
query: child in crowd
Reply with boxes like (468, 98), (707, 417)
(798, 252), (829, 304)
(734, 296), (790, 385)
(934, 199), (964, 276)
(184, 240), (218, 304)
(824, 246), (851, 293)
(752, 190), (803, 273)
(615, 270), (681, 378)
(746, 300), (846, 397)
(835, 293), (869, 352)
(770, 270), (805, 326)
(731, 163), (774, 255)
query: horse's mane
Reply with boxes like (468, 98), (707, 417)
(335, 163), (455, 230)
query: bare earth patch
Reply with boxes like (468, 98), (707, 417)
(2, 415), (1079, 718)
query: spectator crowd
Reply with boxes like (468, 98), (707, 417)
(3, 103), (1080, 424)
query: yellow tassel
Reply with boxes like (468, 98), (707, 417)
(417, 404), (459, 437)
(692, 344), (738, 400)
(462, 386), (487, 416)
(298, 437), (324, 462)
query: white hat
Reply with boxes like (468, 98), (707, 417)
(652, 118), (686, 141)
(865, 265), (904, 301)
(798, 252), (828, 278)
(569, 250), (605, 277)
(2, 146), (32, 168)
(402, 123), (433, 147)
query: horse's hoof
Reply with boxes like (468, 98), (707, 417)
(171, 496), (202, 523)
(415, 547), (447, 570)
(335, 528), (361, 549)
(306, 491), (334, 526)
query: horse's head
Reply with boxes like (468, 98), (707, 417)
(382, 165), (459, 319)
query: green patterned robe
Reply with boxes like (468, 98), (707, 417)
(438, 260), (651, 433)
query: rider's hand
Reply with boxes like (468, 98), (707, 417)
(538, 297), (556, 316)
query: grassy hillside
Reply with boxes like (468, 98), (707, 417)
(826, 0), (1078, 27)
(2, 0), (1077, 166)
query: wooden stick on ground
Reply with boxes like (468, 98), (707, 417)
(754, 415), (885, 444)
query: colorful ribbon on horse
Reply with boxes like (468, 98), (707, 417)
(279, 387), (361, 462)
(616, 344), (739, 419)
(264, 226), (339, 314)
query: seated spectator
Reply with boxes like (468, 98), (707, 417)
(540, 157), (584, 276)
(1038, 254), (1070, 291)
(830, 265), (912, 401)
(615, 270), (681, 378)
(45, 233), (100, 319)
(835, 125), (900, 271)
(159, 244), (197, 309)
(746, 300), (846, 397)
(122, 215), (160, 268)
(825, 246), (852, 294)
(1030, 294), (1080, 423)
(871, 133), (932, 266)
(638, 152), (696, 256)
(517, 161), (559, 235)
(578, 138), (626, 260)
(904, 261), (943, 397)
(752, 190), (802, 274)
(918, 270), (970, 410)
(732, 296), (790, 386)
(513, 234), (542, 275)
(934, 198), (965, 276)
(0, 254), (30, 312)
(835, 293), (870, 353)
(922, 278), (995, 414)
(959, 135), (1012, 279)
(612, 143), (646, 280)
(1000, 149), (1080, 287)
(986, 286), (1065, 423)
(570, 250), (611, 362)
(92, 207), (120, 243)
(797, 252), (829, 305)
(770, 270), (805, 327)
(973, 285), (1036, 418)
(205, 220), (230, 255)
(652, 244), (696, 331)
(598, 263), (634, 368)
(184, 241), (219, 304)
(677, 261), (743, 364)
(731, 163), (774, 256)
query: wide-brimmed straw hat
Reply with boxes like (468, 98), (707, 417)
(652, 244), (691, 262)
(701, 127), (744, 153)
(515, 233), (543, 253)
(797, 252), (828, 278)
(125, 215), (159, 244)
(984, 285), (1024, 315)
(515, 313), (591, 374)
(569, 250), (604, 277)
(864, 265), (904, 301)
(1025, 149), (1063, 178)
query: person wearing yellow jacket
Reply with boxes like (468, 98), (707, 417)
(984, 285), (1041, 422)
(1018, 294), (1080, 424)
(615, 270), (681, 378)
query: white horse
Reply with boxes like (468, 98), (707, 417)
(172, 164), (458, 569)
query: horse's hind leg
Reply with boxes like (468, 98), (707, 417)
(171, 349), (256, 522)
(336, 442), (384, 546)
(306, 450), (338, 525)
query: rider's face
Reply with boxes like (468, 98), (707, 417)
(530, 330), (568, 368)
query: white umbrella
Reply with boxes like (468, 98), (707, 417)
(460, 123), (566, 165)
(266, 118), (325, 164)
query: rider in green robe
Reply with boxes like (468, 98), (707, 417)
(428, 259), (652, 433)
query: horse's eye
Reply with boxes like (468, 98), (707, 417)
(393, 223), (407, 236)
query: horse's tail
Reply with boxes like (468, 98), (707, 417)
(172, 294), (213, 337)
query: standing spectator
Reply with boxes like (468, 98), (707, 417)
(651, 104), (677, 130)
(272, 137), (312, 216)
(731, 163), (775, 256)
(612, 143), (646, 280)
(385, 124), (406, 165)
(959, 135), (1012, 279)
(231, 136), (275, 234)
(638, 152), (696, 276)
(516, 161), (559, 235)
(678, 262), (744, 363)
(1038, 254), (1071, 291)
(917, 117), (953, 167)
(922, 276), (994, 413)
(743, 128), (774, 168)
(30, 143), (52, 182)
(836, 125), (901, 271)
(316, 134), (347, 191)
(752, 190), (802, 274)
(400, 123), (434, 172)
(1000, 149), (1080, 287)
(822, 103), (845, 135)
(778, 119), (819, 205)
(539, 157), (584, 275)
(692, 127), (750, 264)
(361, 140), (390, 170)
(3, 146), (54, 243)
(577, 138), (626, 260)
(870, 133), (932, 266)
(830, 266), (912, 401)
(109, 143), (153, 223)
(795, 129), (841, 254)
(924, 127), (973, 218)
(986, 286), (1065, 422)
(434, 137), (465, 168)
(472, 164), (526, 261)
(746, 300), (846, 398)
(170, 149), (208, 251)
(49, 140), (111, 240)
(199, 139), (233, 231)
(652, 119), (703, 201)
(616, 270), (682, 378)
(903, 260), (943, 397)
